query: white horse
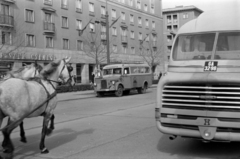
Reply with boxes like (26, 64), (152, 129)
(0, 62), (43, 145)
(0, 57), (72, 157)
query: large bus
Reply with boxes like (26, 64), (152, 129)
(94, 63), (152, 97)
(155, 9), (240, 142)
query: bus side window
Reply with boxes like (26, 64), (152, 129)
(124, 68), (130, 74)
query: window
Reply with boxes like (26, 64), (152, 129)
(25, 9), (34, 22)
(173, 15), (178, 23)
(46, 36), (53, 48)
(63, 38), (69, 49)
(183, 13), (188, 19)
(151, 4), (154, 14)
(130, 14), (134, 24)
(121, 28), (127, 36)
(129, 0), (133, 6)
(121, 12), (125, 21)
(130, 31), (134, 39)
(112, 27), (117, 36)
(131, 47), (135, 54)
(77, 40), (83, 50)
(26, 34), (35, 47)
(1, 4), (9, 15)
(145, 19), (149, 28)
(101, 6), (106, 17)
(76, 0), (82, 12)
(113, 45), (117, 53)
(167, 35), (172, 42)
(76, 19), (82, 30)
(138, 17), (142, 26)
(112, 9), (116, 19)
(61, 0), (68, 9)
(89, 23), (95, 32)
(139, 32), (142, 40)
(167, 15), (171, 23)
(152, 21), (155, 29)
(146, 34), (149, 42)
(144, 4), (148, 12)
(62, 16), (68, 28)
(136, 0), (141, 9)
(44, 0), (52, 5)
(89, 2), (94, 14)
(122, 45), (127, 53)
(1, 32), (11, 45)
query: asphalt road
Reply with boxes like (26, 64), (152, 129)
(1, 86), (240, 159)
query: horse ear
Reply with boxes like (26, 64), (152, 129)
(65, 56), (71, 63)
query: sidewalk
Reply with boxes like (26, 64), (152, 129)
(57, 84), (157, 102)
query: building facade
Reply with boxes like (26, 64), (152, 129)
(0, 0), (163, 84)
(162, 5), (203, 62)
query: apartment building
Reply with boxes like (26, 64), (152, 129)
(0, 0), (163, 84)
(163, 5), (203, 61)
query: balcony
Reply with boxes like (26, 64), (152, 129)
(121, 35), (128, 44)
(43, 21), (55, 34)
(0, 14), (14, 27)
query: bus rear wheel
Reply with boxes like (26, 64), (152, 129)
(115, 85), (123, 97)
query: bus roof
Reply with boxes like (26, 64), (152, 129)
(103, 63), (149, 69)
(178, 8), (240, 34)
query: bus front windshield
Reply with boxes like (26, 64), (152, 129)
(173, 32), (240, 61)
(103, 68), (122, 75)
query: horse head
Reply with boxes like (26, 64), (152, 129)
(40, 56), (74, 86)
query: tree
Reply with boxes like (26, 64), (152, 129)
(0, 14), (26, 57)
(79, 21), (119, 72)
(139, 33), (164, 79)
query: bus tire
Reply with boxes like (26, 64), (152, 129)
(115, 85), (123, 97)
(96, 92), (104, 97)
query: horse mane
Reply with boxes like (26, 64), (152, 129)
(9, 67), (25, 74)
(40, 60), (61, 78)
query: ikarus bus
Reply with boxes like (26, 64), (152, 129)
(156, 9), (240, 142)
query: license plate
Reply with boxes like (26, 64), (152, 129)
(204, 61), (218, 71)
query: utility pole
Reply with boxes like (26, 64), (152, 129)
(105, 0), (110, 64)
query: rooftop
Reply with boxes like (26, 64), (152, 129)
(162, 5), (203, 13)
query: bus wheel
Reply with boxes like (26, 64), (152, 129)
(97, 92), (104, 97)
(115, 85), (123, 97)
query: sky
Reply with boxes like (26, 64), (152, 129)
(162, 0), (239, 13)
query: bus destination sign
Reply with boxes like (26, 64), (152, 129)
(204, 61), (218, 71)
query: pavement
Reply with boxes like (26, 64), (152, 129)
(57, 84), (158, 102)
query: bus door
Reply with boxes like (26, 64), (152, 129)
(122, 67), (131, 89)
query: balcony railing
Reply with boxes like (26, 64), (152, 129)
(43, 21), (55, 33)
(0, 14), (14, 27)
(44, 0), (52, 5)
(121, 35), (128, 44)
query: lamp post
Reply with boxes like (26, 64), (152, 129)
(105, 0), (110, 64)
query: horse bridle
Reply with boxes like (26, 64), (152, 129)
(46, 59), (73, 89)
